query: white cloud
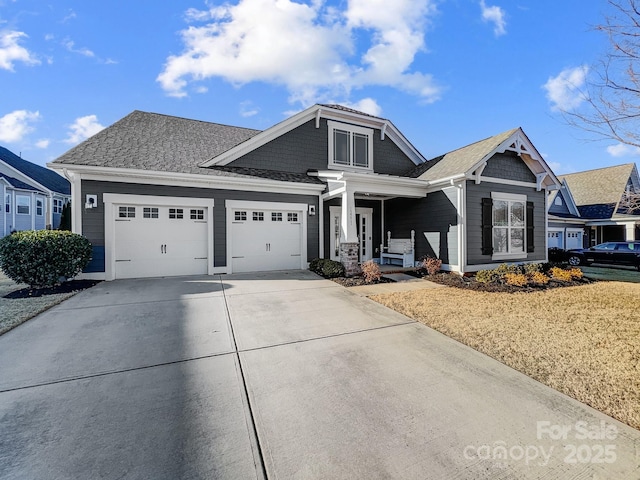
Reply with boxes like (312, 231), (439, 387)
(543, 65), (588, 111)
(239, 101), (259, 117)
(0, 30), (40, 71)
(63, 38), (95, 57)
(0, 110), (40, 142)
(157, 0), (440, 106)
(35, 139), (50, 149)
(64, 115), (105, 144)
(606, 143), (640, 157)
(343, 97), (382, 117)
(480, 0), (506, 37)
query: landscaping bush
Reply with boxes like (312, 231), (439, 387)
(504, 273), (529, 287)
(421, 256), (442, 275)
(309, 258), (345, 279)
(361, 259), (381, 283)
(549, 267), (574, 282)
(0, 230), (92, 288)
(529, 271), (550, 285)
(475, 268), (501, 284)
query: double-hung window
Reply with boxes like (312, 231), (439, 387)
(5, 194), (10, 214)
(36, 198), (43, 216)
(328, 120), (373, 171)
(482, 192), (533, 259)
(16, 195), (30, 215)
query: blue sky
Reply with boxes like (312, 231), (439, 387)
(1, 0), (636, 175)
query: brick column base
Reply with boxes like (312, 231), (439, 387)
(339, 242), (361, 277)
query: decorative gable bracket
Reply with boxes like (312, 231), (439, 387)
(501, 134), (541, 161)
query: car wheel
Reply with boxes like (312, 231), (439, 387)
(568, 255), (582, 266)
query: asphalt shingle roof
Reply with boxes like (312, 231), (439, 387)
(52, 111), (264, 179)
(406, 128), (519, 181)
(0, 146), (70, 195)
(0, 174), (45, 192)
(559, 163), (636, 208)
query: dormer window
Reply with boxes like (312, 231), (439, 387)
(328, 120), (373, 171)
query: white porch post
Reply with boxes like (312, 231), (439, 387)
(339, 187), (360, 276)
(625, 223), (636, 241)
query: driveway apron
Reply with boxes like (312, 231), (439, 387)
(1, 270), (639, 479)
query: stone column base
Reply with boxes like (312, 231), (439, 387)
(339, 242), (361, 277)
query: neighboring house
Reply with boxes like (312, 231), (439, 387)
(0, 146), (71, 237)
(49, 105), (559, 280)
(550, 163), (640, 248)
(547, 179), (586, 250)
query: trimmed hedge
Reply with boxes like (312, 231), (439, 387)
(0, 230), (92, 288)
(309, 258), (346, 278)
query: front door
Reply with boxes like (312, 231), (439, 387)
(329, 206), (373, 263)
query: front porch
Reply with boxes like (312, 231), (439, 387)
(314, 170), (429, 275)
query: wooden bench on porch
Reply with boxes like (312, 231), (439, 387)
(380, 230), (415, 268)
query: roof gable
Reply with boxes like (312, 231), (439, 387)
(559, 163), (636, 208)
(548, 179), (580, 217)
(411, 128), (559, 188)
(0, 146), (70, 195)
(200, 104), (427, 168)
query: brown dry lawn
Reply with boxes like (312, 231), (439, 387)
(371, 281), (640, 430)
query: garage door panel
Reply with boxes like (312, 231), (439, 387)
(230, 208), (303, 273)
(114, 203), (210, 279)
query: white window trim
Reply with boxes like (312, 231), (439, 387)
(16, 194), (31, 215)
(491, 191), (527, 260)
(36, 198), (44, 216)
(327, 120), (374, 172)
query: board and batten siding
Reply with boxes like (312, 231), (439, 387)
(466, 180), (546, 265)
(232, 119), (417, 177)
(80, 180), (320, 272)
(384, 187), (459, 266)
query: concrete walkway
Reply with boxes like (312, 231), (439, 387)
(0, 270), (638, 479)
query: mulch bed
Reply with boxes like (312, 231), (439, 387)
(411, 270), (592, 293)
(4, 280), (102, 299)
(331, 276), (395, 287)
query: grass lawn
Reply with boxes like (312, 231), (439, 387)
(0, 271), (78, 336)
(371, 281), (640, 431)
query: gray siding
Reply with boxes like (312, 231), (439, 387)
(466, 181), (546, 265)
(548, 191), (571, 216)
(483, 152), (537, 183)
(385, 188), (459, 266)
(81, 180), (320, 271)
(232, 119), (417, 176)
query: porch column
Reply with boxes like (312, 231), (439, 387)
(625, 223), (636, 241)
(339, 187), (360, 276)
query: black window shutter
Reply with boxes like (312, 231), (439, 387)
(526, 201), (534, 253)
(481, 198), (493, 255)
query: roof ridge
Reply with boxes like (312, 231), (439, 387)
(560, 162), (635, 177)
(431, 127), (520, 159)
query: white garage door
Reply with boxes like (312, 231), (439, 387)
(230, 208), (303, 273)
(114, 204), (209, 279)
(548, 230), (563, 249)
(566, 229), (583, 250)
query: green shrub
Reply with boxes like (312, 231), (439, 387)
(320, 259), (346, 278)
(309, 258), (346, 278)
(523, 263), (543, 275)
(0, 230), (92, 288)
(475, 268), (500, 283)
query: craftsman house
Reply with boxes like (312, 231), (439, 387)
(0, 146), (70, 237)
(49, 105), (559, 280)
(548, 163), (640, 249)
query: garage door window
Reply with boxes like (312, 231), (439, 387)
(169, 208), (184, 219)
(235, 211), (247, 221)
(288, 212), (298, 222)
(143, 207), (159, 219)
(190, 209), (204, 220)
(272, 212), (283, 222)
(253, 212), (264, 221)
(119, 206), (135, 218)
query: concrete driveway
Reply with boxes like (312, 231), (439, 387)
(0, 271), (638, 479)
